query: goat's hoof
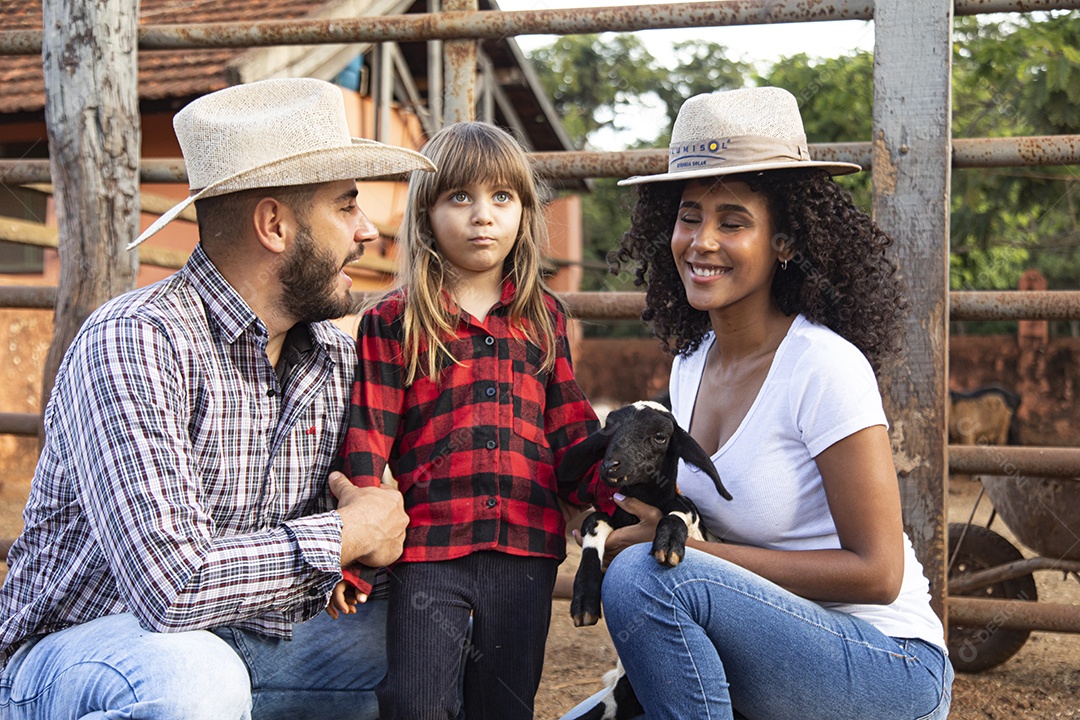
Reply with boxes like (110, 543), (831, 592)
(653, 548), (683, 567)
(571, 590), (602, 627)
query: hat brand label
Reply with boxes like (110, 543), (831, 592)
(670, 139), (731, 171)
(664, 135), (813, 175)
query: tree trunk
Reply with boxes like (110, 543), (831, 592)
(40, 0), (141, 442)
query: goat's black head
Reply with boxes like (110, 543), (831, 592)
(558, 401), (731, 500)
(597, 403), (677, 488)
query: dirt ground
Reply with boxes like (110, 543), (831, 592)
(1, 474), (1077, 718)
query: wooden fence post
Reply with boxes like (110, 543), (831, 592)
(872, 0), (953, 620)
(40, 0), (141, 431)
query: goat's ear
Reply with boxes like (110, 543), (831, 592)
(672, 425), (732, 500)
(557, 430), (611, 486)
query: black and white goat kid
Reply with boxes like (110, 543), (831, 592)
(557, 400), (732, 720)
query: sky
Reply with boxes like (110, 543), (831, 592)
(498, 0), (876, 65)
(495, 0), (877, 148)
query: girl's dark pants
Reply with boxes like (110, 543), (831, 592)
(376, 551), (559, 720)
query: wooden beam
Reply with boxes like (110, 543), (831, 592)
(40, 0), (141, 432)
(0, 214), (397, 275)
(872, 0), (953, 620)
(26, 183), (197, 224)
(427, 0), (443, 129)
(389, 42), (435, 136)
(1, 214), (182, 269)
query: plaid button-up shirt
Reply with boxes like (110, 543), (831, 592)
(338, 283), (612, 590)
(0, 245), (352, 669)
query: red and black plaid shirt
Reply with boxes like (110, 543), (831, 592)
(339, 281), (613, 588)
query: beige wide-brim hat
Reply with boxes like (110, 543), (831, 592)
(618, 87), (860, 186)
(129, 77), (436, 248)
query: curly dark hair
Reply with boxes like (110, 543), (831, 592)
(610, 169), (909, 373)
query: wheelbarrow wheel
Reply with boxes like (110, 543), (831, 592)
(947, 523), (1038, 673)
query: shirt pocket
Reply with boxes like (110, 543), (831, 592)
(510, 340), (548, 446)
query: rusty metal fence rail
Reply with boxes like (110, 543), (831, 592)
(3, 135), (1080, 185)
(2, 0), (1079, 636)
(1, 0), (1078, 55)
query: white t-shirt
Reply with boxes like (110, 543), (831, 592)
(670, 315), (946, 649)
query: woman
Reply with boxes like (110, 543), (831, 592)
(566, 87), (952, 720)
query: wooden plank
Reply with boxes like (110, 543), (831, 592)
(872, 0), (953, 620)
(0, 215), (186, 270)
(40, 0), (141, 419)
(24, 183), (198, 224)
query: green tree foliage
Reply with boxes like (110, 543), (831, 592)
(651, 40), (751, 143)
(951, 12), (1080, 304)
(529, 33), (665, 148)
(530, 35), (750, 150)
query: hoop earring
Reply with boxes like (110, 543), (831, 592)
(780, 258), (789, 271)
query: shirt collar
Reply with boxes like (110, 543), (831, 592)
(496, 277), (517, 308)
(182, 244), (261, 344)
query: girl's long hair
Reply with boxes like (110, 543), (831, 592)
(394, 122), (557, 385)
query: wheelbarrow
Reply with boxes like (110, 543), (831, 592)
(947, 474), (1080, 672)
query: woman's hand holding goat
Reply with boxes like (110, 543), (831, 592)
(584, 494), (663, 568)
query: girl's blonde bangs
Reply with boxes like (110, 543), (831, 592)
(420, 125), (536, 205)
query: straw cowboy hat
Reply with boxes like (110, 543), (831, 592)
(618, 86), (860, 186)
(129, 77), (436, 248)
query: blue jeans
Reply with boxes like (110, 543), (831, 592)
(0, 600), (387, 719)
(562, 545), (952, 720)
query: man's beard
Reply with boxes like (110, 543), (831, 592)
(277, 221), (359, 323)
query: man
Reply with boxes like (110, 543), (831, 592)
(0, 78), (434, 719)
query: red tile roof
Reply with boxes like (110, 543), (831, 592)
(0, 0), (333, 114)
(0, 0), (578, 159)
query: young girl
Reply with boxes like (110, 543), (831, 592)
(562, 87), (953, 720)
(334, 121), (609, 720)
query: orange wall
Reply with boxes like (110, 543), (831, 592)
(546, 194), (583, 293)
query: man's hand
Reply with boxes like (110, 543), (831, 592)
(330, 471), (408, 568)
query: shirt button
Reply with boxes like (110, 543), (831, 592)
(485, 440), (497, 450)
(266, 388), (276, 398)
(486, 497), (497, 508)
(485, 386), (496, 397)
(485, 336), (495, 346)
